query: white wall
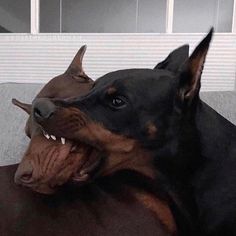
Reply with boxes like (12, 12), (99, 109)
(0, 33), (235, 91)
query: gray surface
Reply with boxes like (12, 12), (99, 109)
(200, 91), (236, 124)
(40, 0), (60, 33)
(40, 0), (166, 33)
(0, 83), (43, 165)
(0, 0), (30, 33)
(0, 83), (236, 166)
(62, 0), (137, 33)
(173, 0), (234, 33)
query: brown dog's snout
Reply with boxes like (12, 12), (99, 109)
(14, 160), (33, 185)
(33, 98), (56, 123)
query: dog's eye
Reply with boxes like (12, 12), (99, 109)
(109, 96), (126, 109)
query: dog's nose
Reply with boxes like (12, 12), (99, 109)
(14, 160), (34, 185)
(33, 98), (56, 122)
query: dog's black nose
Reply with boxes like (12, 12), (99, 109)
(33, 98), (56, 122)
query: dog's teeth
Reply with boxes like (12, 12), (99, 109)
(61, 137), (65, 145)
(71, 145), (76, 152)
(51, 135), (56, 140)
(43, 131), (50, 139)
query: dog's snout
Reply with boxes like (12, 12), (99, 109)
(33, 98), (56, 122)
(14, 160), (34, 186)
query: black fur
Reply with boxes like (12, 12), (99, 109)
(34, 28), (236, 235)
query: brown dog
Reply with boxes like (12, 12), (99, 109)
(12, 45), (97, 194)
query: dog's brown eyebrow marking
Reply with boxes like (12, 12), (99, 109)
(107, 87), (117, 95)
(146, 122), (157, 139)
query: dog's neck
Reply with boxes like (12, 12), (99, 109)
(157, 99), (236, 179)
(185, 100), (236, 235)
(151, 99), (236, 235)
(195, 100), (236, 160)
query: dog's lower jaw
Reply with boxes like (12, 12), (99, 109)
(37, 109), (158, 183)
(33, 184), (57, 195)
(96, 144), (156, 181)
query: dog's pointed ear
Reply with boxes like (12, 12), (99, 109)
(154, 44), (189, 73)
(65, 45), (90, 82)
(177, 28), (213, 106)
(12, 98), (32, 114)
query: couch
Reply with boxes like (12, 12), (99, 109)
(0, 83), (235, 166)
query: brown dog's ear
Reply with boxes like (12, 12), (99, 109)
(12, 98), (32, 114)
(177, 28), (213, 106)
(65, 45), (90, 82)
(154, 44), (189, 73)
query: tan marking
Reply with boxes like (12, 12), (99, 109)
(43, 108), (157, 180)
(146, 121), (157, 139)
(107, 87), (117, 95)
(70, 114), (175, 231)
(135, 192), (177, 235)
(184, 51), (208, 100)
(75, 122), (157, 179)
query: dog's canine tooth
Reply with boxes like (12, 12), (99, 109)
(43, 130), (50, 139)
(61, 137), (65, 145)
(51, 135), (56, 140)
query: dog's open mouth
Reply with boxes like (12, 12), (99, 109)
(41, 128), (102, 183)
(15, 125), (103, 195)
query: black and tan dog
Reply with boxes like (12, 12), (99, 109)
(32, 29), (236, 236)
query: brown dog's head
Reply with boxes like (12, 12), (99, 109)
(13, 46), (100, 194)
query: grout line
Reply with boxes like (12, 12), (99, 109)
(60, 0), (62, 33)
(30, 0), (40, 34)
(232, 0), (236, 32)
(215, 0), (220, 32)
(166, 0), (174, 33)
(135, 0), (139, 33)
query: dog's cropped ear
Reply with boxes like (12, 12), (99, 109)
(154, 44), (189, 73)
(177, 28), (213, 106)
(12, 98), (32, 114)
(65, 45), (90, 82)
